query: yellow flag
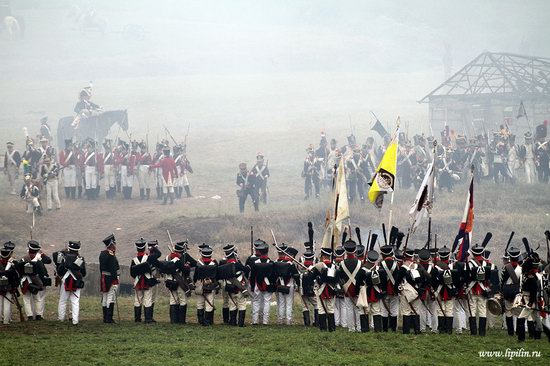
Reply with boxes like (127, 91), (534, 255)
(368, 138), (398, 208)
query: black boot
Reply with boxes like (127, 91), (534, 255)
(382, 316), (389, 332)
(413, 315), (421, 334)
(71, 187), (76, 200)
(469, 317), (477, 335)
(438, 316), (446, 334)
(402, 315), (411, 334)
(534, 330), (542, 339)
(156, 187), (162, 199)
(108, 303), (116, 323)
(223, 307), (230, 324)
(146, 188), (150, 199)
(517, 318), (526, 342)
(506, 316), (515, 336)
(303, 311), (310, 326)
(197, 309), (205, 325)
(184, 185), (192, 197)
(328, 313), (336, 332)
(319, 314), (327, 331)
(313, 309), (319, 327)
(162, 195), (168, 205)
(543, 324), (550, 342)
(140, 188), (145, 200)
(479, 317), (487, 337)
(390, 316), (398, 331)
(144, 307), (153, 324)
(229, 310), (237, 326)
(238, 310), (246, 327)
(150, 304), (157, 323)
(102, 306), (108, 323)
(175, 187), (181, 199)
(527, 321), (535, 339)
(134, 306), (142, 322)
(446, 317), (453, 334)
(65, 187), (70, 198)
(77, 186), (82, 198)
(204, 311), (213, 326)
(180, 305), (187, 324)
(360, 314), (369, 333)
(169, 305), (178, 324)
(373, 315), (383, 332)
(128, 187), (133, 199)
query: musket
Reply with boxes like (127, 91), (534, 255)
(183, 122), (190, 153)
(270, 229), (309, 271)
(12, 290), (25, 322)
(545, 230), (550, 263)
(166, 230), (175, 252)
(163, 125), (179, 146)
(504, 231), (515, 253)
(250, 226), (254, 256)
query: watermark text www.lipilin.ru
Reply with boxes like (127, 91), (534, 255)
(479, 348), (542, 360)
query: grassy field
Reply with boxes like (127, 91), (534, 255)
(1, 296), (549, 366)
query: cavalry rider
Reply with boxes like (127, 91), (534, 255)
(72, 85), (103, 128)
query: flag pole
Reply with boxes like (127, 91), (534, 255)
(387, 117), (400, 231)
(426, 140), (437, 248)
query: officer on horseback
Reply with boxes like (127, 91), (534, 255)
(72, 86), (103, 129)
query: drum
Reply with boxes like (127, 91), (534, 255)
(487, 292), (504, 316)
(511, 293), (524, 316)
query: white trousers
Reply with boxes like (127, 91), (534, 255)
(436, 298), (455, 317)
(1, 293), (13, 324)
(6, 164), (18, 193)
(85, 166), (97, 189)
(380, 295), (399, 317)
(196, 292), (215, 312)
(138, 165), (151, 189)
(317, 296), (336, 315)
(276, 285), (295, 324)
(103, 165), (116, 189)
(101, 284), (118, 306)
(454, 298), (468, 330)
(335, 297), (347, 327)
(120, 166), (133, 187)
(168, 287), (188, 306)
(63, 165), (76, 187)
(134, 288), (153, 307)
(45, 179), (61, 209)
(344, 296), (359, 332)
(525, 161), (536, 184)
(26, 197), (40, 213)
(468, 294), (487, 318)
(252, 289), (271, 325)
(58, 287), (81, 324)
(23, 289), (46, 317)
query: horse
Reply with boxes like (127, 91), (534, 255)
(2, 16), (21, 40)
(57, 110), (129, 150)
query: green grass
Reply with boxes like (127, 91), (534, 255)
(1, 296), (549, 365)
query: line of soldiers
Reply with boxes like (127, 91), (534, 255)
(236, 153), (270, 213)
(302, 122), (550, 201)
(96, 225), (550, 340)
(56, 138), (193, 202)
(3, 135), (194, 215)
(0, 239), (87, 325)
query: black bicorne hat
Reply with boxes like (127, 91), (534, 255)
(223, 244), (236, 256)
(320, 247), (333, 257)
(135, 238), (147, 250)
(148, 240), (159, 248)
(103, 234), (116, 246)
(285, 247), (298, 258)
(334, 246), (345, 257)
(68, 241), (81, 251)
(438, 246), (451, 259)
(27, 240), (41, 251)
(380, 245), (394, 256)
(343, 239), (356, 253)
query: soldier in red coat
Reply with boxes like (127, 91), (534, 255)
(149, 146), (178, 204)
